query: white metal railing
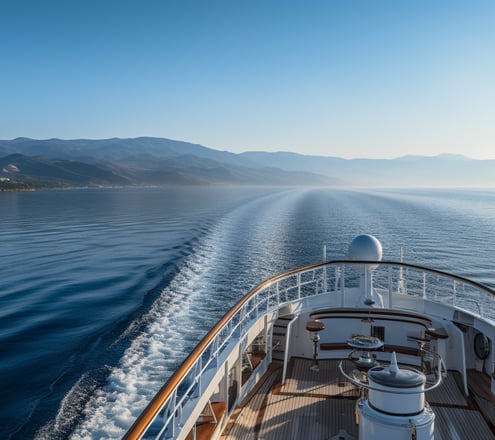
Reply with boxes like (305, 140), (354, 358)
(281, 316), (298, 385)
(124, 260), (495, 439)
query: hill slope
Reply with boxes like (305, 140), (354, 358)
(1, 137), (494, 188)
(0, 138), (342, 188)
(0, 154), (134, 188)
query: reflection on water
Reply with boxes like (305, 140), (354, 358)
(1, 187), (495, 439)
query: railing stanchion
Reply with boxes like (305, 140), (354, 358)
(323, 245), (328, 293)
(171, 391), (177, 438)
(197, 357), (202, 396)
(388, 266), (393, 308)
(340, 265), (345, 307)
(335, 267), (339, 292)
(453, 280), (457, 307)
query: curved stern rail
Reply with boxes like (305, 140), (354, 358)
(124, 260), (495, 439)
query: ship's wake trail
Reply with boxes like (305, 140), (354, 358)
(40, 189), (298, 440)
(22, 187), (495, 440)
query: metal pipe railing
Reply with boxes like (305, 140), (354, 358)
(124, 260), (495, 439)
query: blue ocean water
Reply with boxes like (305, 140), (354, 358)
(1, 187), (495, 439)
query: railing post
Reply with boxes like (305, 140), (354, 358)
(364, 264), (369, 302)
(453, 280), (457, 307)
(297, 272), (301, 299)
(388, 266), (393, 308)
(340, 265), (345, 307)
(263, 314), (270, 362)
(196, 357), (202, 396)
(171, 391), (177, 438)
(323, 259), (328, 293)
(398, 264), (404, 295)
(255, 293), (260, 319)
(214, 335), (219, 368)
(240, 306), (246, 338)
(282, 317), (295, 385)
(423, 272), (427, 299)
(311, 268), (317, 295)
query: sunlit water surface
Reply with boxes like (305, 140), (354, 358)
(1, 187), (495, 439)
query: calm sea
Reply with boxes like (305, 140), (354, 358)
(1, 187), (495, 439)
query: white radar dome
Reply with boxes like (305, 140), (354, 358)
(348, 234), (383, 261)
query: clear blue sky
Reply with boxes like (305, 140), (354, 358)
(1, 0), (494, 159)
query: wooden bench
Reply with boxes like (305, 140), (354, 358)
(310, 307), (433, 330)
(309, 308), (447, 364)
(320, 342), (419, 357)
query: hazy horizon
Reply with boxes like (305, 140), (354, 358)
(2, 135), (489, 162)
(1, 1), (494, 160)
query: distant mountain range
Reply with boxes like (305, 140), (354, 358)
(0, 137), (493, 189)
(239, 151), (495, 187)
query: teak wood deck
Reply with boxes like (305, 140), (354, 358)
(222, 358), (495, 440)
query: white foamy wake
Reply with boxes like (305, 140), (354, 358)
(66, 234), (221, 439)
(44, 189), (293, 440)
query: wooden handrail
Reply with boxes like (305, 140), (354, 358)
(123, 259), (495, 439)
(123, 260), (328, 439)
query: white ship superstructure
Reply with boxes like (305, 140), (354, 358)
(124, 235), (495, 440)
